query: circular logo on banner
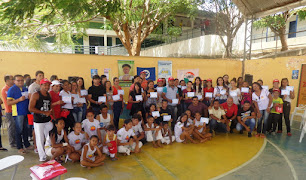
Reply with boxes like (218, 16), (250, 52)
(184, 72), (196, 81)
(143, 70), (150, 79)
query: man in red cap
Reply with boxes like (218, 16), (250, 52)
(269, 79), (280, 94)
(29, 78), (53, 161)
(162, 77), (180, 130)
(140, 71), (148, 89)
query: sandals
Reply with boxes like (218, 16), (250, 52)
(0, 147), (8, 151)
(18, 149), (26, 154)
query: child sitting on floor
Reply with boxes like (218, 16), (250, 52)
(68, 122), (86, 162)
(174, 113), (198, 144)
(193, 112), (212, 142)
(144, 116), (163, 148)
(161, 122), (175, 145)
(45, 118), (73, 162)
(117, 119), (143, 155)
(80, 135), (105, 169)
(102, 125), (118, 161)
(132, 113), (146, 144)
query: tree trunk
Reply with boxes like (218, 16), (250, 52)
(279, 29), (288, 51)
(225, 37), (233, 58)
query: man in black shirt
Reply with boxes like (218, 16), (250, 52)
(159, 100), (173, 128)
(88, 75), (106, 117)
(236, 101), (256, 137)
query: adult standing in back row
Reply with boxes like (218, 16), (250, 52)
(28, 71), (44, 99)
(29, 78), (53, 162)
(162, 77), (180, 130)
(88, 75), (106, 117)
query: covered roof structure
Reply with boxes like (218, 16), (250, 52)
(232, 0), (306, 18)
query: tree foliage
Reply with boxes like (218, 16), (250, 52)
(0, 0), (197, 55)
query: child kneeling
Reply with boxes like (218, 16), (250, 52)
(161, 122), (175, 145)
(144, 116), (163, 148)
(102, 125), (118, 161)
(117, 119), (143, 155)
(80, 135), (105, 169)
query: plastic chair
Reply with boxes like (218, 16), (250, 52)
(299, 121), (306, 143)
(290, 105), (306, 127)
(0, 155), (24, 180)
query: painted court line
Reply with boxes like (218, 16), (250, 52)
(131, 156), (157, 179)
(142, 150), (178, 179)
(210, 138), (267, 180)
(266, 139), (298, 180)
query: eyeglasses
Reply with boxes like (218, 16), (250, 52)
(15, 80), (24, 82)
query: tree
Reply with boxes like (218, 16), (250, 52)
(200, 0), (244, 58)
(253, 8), (306, 51)
(0, 0), (197, 56)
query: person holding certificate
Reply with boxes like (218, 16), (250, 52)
(279, 78), (294, 136)
(144, 80), (158, 110)
(252, 82), (273, 138)
(71, 81), (84, 123)
(76, 77), (88, 120)
(156, 78), (164, 108)
(104, 81), (114, 115)
(129, 82), (144, 116)
(229, 79), (241, 105)
(88, 75), (106, 117)
(59, 80), (75, 132)
(240, 81), (252, 106)
(213, 77), (228, 104)
(193, 77), (204, 102)
(112, 77), (124, 130)
(203, 79), (214, 107)
(182, 81), (195, 113)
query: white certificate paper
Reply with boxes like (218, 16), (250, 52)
(78, 98), (86, 104)
(150, 92), (158, 98)
(98, 96), (106, 103)
(181, 86), (187, 90)
(163, 115), (171, 121)
(197, 95), (203, 99)
(220, 90), (226, 95)
(112, 95), (120, 101)
(262, 86), (269, 90)
(21, 92), (29, 99)
(136, 95), (143, 101)
(172, 99), (179, 104)
(187, 92), (195, 97)
(62, 96), (71, 104)
(241, 87), (249, 93)
(152, 111), (160, 117)
(157, 87), (163, 93)
(118, 90), (124, 95)
(80, 90), (88, 96)
(200, 117), (209, 124)
(230, 91), (238, 97)
(281, 90), (290, 95)
(286, 86), (294, 92)
(205, 92), (213, 98)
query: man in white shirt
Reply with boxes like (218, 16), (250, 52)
(28, 71), (44, 100)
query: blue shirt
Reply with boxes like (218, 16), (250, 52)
(7, 85), (29, 116)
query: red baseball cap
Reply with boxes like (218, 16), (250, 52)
(140, 71), (146, 74)
(157, 78), (163, 82)
(273, 79), (279, 83)
(40, 78), (51, 85)
(207, 78), (212, 82)
(168, 77), (175, 81)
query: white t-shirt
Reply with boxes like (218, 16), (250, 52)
(80, 143), (96, 162)
(174, 121), (190, 140)
(59, 90), (73, 109)
(28, 82), (40, 95)
(68, 131), (85, 151)
(252, 89), (271, 110)
(82, 119), (100, 138)
(117, 127), (135, 144)
(194, 119), (204, 133)
(132, 123), (143, 136)
(213, 86), (227, 100)
(229, 88), (241, 105)
(45, 129), (64, 147)
(99, 114), (111, 128)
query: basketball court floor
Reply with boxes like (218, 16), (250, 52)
(0, 120), (305, 180)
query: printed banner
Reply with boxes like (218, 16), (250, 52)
(91, 69), (98, 78)
(118, 60), (134, 87)
(177, 69), (199, 82)
(137, 67), (156, 81)
(158, 61), (172, 80)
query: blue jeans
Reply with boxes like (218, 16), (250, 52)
(14, 115), (30, 150)
(236, 118), (256, 133)
(209, 119), (228, 133)
(82, 103), (87, 120)
(257, 110), (269, 134)
(72, 107), (83, 123)
(113, 101), (123, 130)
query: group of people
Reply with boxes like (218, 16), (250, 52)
(0, 71), (295, 169)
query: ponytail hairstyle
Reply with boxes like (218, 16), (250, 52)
(49, 118), (65, 143)
(193, 77), (202, 94)
(179, 113), (188, 127)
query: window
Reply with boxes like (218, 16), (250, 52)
(288, 21), (297, 38)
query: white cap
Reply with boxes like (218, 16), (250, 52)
(51, 80), (62, 86)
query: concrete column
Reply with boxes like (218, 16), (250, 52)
(83, 36), (90, 54)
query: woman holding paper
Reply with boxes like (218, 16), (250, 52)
(129, 82), (144, 116)
(213, 77), (228, 104)
(59, 80), (75, 132)
(182, 81), (195, 112)
(229, 79), (241, 105)
(104, 81), (114, 115)
(279, 78), (294, 136)
(144, 80), (158, 110)
(203, 79), (214, 107)
(71, 81), (84, 123)
(240, 81), (252, 106)
(77, 77), (88, 120)
(193, 77), (204, 102)
(156, 79), (164, 108)
(112, 77), (124, 130)
(252, 82), (272, 138)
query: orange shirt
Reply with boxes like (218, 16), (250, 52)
(141, 80), (148, 89)
(1, 84), (12, 113)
